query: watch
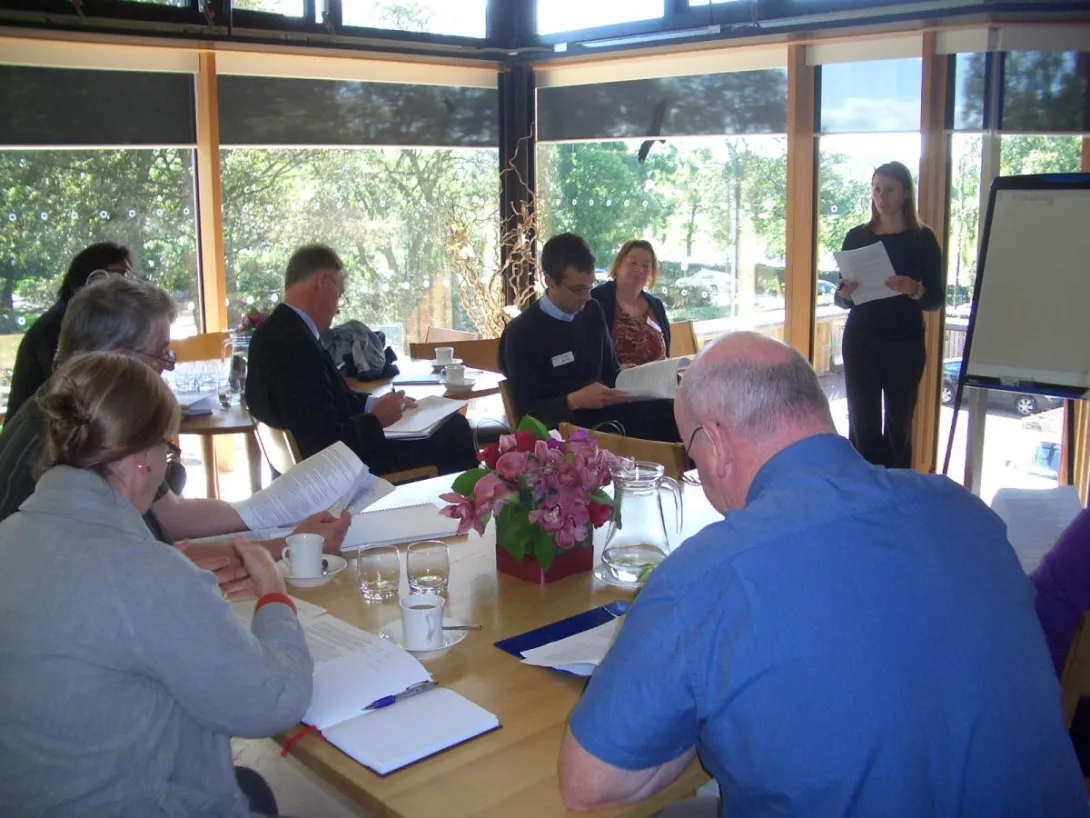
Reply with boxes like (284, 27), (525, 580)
(910, 281), (925, 301)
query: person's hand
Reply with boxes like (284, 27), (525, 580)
(567, 383), (630, 411)
(402, 395), (418, 410)
(234, 539), (287, 599)
(885, 275), (919, 295)
(175, 540), (254, 601)
(292, 510), (351, 553)
(837, 278), (859, 299)
(370, 390), (407, 427)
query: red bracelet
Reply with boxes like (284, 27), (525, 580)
(254, 593), (297, 616)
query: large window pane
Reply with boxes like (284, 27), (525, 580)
(952, 53), (987, 131)
(0, 149), (201, 405)
(233, 0), (304, 15)
(341, 0), (487, 37)
(819, 58), (923, 133)
(815, 133), (922, 436)
(537, 0), (664, 35)
(1002, 51), (1090, 133)
(220, 147), (498, 350)
(537, 135), (788, 345)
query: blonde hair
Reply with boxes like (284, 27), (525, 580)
(37, 352), (180, 479)
(609, 240), (659, 289)
(868, 161), (924, 234)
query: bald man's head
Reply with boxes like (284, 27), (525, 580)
(675, 332), (835, 512)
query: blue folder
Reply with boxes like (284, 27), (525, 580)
(494, 600), (630, 676)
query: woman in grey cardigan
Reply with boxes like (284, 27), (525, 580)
(0, 352), (313, 817)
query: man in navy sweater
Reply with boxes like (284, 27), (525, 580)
(499, 233), (679, 442)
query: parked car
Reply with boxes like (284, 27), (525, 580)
(1005, 438), (1062, 480)
(816, 279), (836, 305)
(675, 269), (734, 294)
(941, 358), (1062, 417)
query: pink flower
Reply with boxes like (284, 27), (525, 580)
(528, 498), (565, 533)
(495, 451), (529, 482)
(439, 492), (486, 537)
(473, 472), (514, 515)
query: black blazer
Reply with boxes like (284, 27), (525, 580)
(590, 280), (672, 355)
(6, 300), (66, 420)
(245, 304), (385, 462)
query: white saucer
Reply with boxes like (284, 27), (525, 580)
(429, 358), (463, 370)
(593, 562), (644, 591)
(444, 378), (476, 392)
(380, 617), (468, 659)
(276, 554), (347, 589)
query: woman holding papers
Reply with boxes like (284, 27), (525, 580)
(835, 161), (943, 468)
(0, 352), (312, 817)
(592, 240), (672, 368)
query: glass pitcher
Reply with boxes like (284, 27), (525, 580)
(219, 333), (250, 408)
(600, 461), (683, 583)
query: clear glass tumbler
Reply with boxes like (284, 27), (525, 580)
(356, 545), (401, 601)
(406, 540), (450, 595)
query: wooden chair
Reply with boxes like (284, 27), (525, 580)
(498, 379), (521, 432)
(172, 331), (230, 363)
(669, 320), (700, 358)
(409, 338), (501, 373)
(253, 420), (438, 486)
(558, 422), (688, 480)
(424, 327), (478, 343)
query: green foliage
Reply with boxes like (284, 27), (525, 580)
(451, 467), (488, 497)
(495, 504), (529, 562)
(516, 414), (550, 441)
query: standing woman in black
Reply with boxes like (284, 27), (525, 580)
(835, 161), (943, 469)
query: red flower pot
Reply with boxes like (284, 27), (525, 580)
(495, 543), (593, 585)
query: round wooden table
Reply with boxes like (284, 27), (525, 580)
(346, 359), (503, 401)
(178, 403), (262, 498)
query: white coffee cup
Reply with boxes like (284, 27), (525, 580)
(400, 593), (445, 651)
(282, 533), (324, 578)
(444, 364), (466, 385)
(435, 346), (454, 364)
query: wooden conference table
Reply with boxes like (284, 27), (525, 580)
(177, 402), (262, 498)
(347, 358), (504, 401)
(279, 475), (720, 818)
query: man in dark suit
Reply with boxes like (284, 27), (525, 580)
(245, 244), (477, 476)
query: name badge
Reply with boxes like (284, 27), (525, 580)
(646, 317), (663, 333)
(551, 351), (575, 368)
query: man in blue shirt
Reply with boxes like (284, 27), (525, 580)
(559, 331), (1086, 817)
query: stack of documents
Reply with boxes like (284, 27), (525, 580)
(990, 486), (1082, 574)
(179, 395), (215, 418)
(495, 601), (630, 678)
(340, 503), (460, 551)
(832, 243), (899, 305)
(384, 396), (467, 439)
(616, 356), (692, 400)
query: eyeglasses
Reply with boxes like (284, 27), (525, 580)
(559, 281), (593, 296)
(162, 438), (182, 461)
(685, 424), (705, 457)
(137, 348), (177, 369)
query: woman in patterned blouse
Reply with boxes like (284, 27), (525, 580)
(591, 240), (672, 369)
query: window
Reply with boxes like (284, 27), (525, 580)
(340, 0), (488, 38)
(819, 58), (923, 133)
(1002, 50), (1090, 132)
(218, 75), (500, 348)
(537, 0), (664, 36)
(233, 0), (305, 15)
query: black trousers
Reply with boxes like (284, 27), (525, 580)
(369, 411), (479, 477)
(235, 766), (278, 816)
(573, 398), (681, 443)
(842, 328), (925, 469)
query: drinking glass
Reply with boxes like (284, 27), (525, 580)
(406, 540), (450, 594)
(356, 545), (401, 601)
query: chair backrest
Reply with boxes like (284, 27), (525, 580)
(172, 331), (230, 363)
(669, 320), (699, 358)
(1062, 610), (1090, 729)
(558, 422), (688, 480)
(410, 338), (501, 373)
(254, 420), (301, 476)
(381, 466), (439, 485)
(498, 379), (521, 431)
(425, 327), (478, 343)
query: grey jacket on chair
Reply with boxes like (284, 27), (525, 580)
(0, 466), (313, 817)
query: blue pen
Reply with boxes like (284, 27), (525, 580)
(362, 680), (437, 712)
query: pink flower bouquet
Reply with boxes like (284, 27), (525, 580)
(440, 417), (617, 572)
(236, 308), (267, 336)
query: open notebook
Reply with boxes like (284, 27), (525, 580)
(298, 615), (499, 775)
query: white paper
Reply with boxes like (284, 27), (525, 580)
(231, 596), (326, 628)
(616, 357), (690, 400)
(303, 624), (432, 730)
(180, 395), (215, 417)
(990, 486), (1082, 574)
(233, 442), (368, 530)
(384, 396), (467, 439)
(833, 243), (900, 305)
(520, 618), (623, 677)
(340, 503), (460, 551)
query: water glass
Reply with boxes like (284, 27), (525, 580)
(356, 546), (401, 601)
(406, 540), (450, 594)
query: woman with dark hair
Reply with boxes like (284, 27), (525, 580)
(0, 352), (310, 816)
(835, 161), (943, 468)
(5, 242), (131, 419)
(591, 239), (672, 368)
